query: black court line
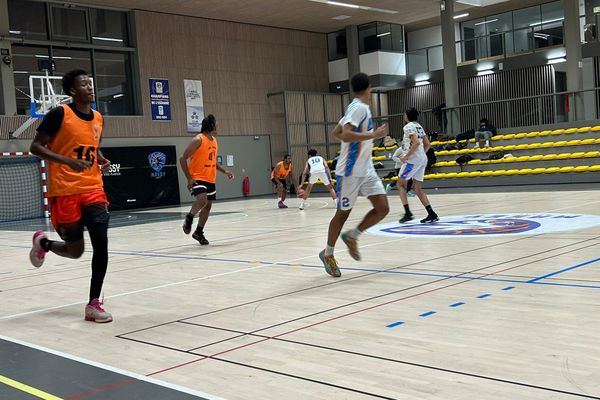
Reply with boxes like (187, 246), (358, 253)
(0, 339), (211, 400)
(117, 233), (595, 338)
(119, 326), (600, 400)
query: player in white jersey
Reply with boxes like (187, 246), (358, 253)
(298, 149), (337, 210)
(397, 108), (439, 224)
(319, 73), (389, 278)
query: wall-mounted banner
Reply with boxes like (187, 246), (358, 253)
(184, 79), (204, 132)
(149, 78), (171, 121)
(368, 214), (600, 238)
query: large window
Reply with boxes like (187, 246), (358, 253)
(327, 30), (347, 61)
(461, 1), (564, 61)
(7, 1), (136, 116)
(7, 0), (48, 40)
(358, 22), (404, 54)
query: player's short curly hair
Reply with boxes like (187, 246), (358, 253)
(62, 69), (88, 96)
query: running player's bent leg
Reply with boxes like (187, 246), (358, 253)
(197, 199), (212, 229)
(357, 194), (389, 232)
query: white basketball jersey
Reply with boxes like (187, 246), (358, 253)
(308, 156), (326, 173)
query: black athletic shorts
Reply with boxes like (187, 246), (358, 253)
(272, 178), (287, 189)
(191, 180), (217, 201)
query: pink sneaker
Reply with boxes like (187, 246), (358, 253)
(29, 230), (48, 268)
(278, 201), (288, 209)
(85, 298), (113, 323)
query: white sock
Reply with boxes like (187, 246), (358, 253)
(349, 228), (362, 239)
(325, 245), (335, 256)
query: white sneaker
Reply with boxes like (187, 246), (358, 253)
(485, 140), (491, 147)
(29, 230), (48, 268)
(474, 142), (480, 148)
(299, 202), (304, 210)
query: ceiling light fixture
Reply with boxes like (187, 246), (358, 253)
(9, 30), (22, 34)
(415, 80), (430, 86)
(113, 93), (124, 98)
(331, 15), (351, 20)
(474, 19), (498, 26)
(92, 36), (124, 42)
(530, 17), (564, 27)
(377, 32), (391, 37)
(547, 57), (566, 64)
(453, 13), (470, 20)
(477, 69), (494, 76)
(309, 0), (398, 14)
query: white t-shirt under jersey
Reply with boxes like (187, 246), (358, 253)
(402, 121), (428, 165)
(308, 156), (326, 173)
(335, 98), (374, 177)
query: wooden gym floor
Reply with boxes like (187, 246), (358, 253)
(1, 189), (599, 400)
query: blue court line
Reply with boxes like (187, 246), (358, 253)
(386, 321), (404, 328)
(450, 302), (465, 307)
(3, 245), (600, 289)
(419, 311), (436, 317)
(477, 294), (491, 299)
(502, 286), (515, 291)
(527, 256), (600, 283)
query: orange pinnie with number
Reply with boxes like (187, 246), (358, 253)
(46, 104), (104, 197)
(188, 133), (218, 183)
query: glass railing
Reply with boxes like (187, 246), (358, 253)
(406, 22), (565, 75)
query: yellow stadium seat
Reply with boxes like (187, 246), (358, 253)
(514, 133), (527, 139)
(545, 167), (561, 174)
(574, 166), (590, 172)
(551, 129), (565, 135)
(528, 143), (542, 149)
(480, 170), (494, 177)
(559, 166), (575, 173)
(539, 130), (552, 136)
(491, 159), (504, 164)
(556, 153), (572, 160)
(580, 138), (595, 145)
(517, 169), (534, 175)
(491, 136), (503, 141)
(570, 152), (585, 159)
(531, 168), (547, 174)
(566, 140), (582, 146)
(584, 151), (599, 157)
(515, 144), (529, 150)
(516, 156), (530, 162)
(491, 170), (507, 176)
(456, 172), (470, 178)
(564, 128), (577, 134)
(448, 150), (460, 155)
(589, 165), (600, 172)
(541, 154), (558, 160)
(526, 132), (540, 138)
(503, 134), (515, 140)
(479, 160), (492, 164)
(470, 159), (482, 165)
(591, 126), (600, 132)
(457, 149), (470, 154)
(466, 171), (482, 177)
(505, 169), (520, 175)
(554, 141), (568, 146)
(594, 138), (600, 144)
(541, 142), (556, 148)
(577, 126), (591, 133)
(503, 145), (516, 151)
(529, 155), (543, 161)
(503, 157), (518, 163)
(444, 172), (459, 178)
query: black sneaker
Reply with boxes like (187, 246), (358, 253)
(192, 231), (209, 245)
(420, 214), (439, 224)
(399, 213), (414, 223)
(183, 214), (193, 235)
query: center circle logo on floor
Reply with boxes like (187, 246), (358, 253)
(368, 213), (600, 237)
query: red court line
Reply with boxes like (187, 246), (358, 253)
(68, 245), (589, 398)
(63, 378), (137, 400)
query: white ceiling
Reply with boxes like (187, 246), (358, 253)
(69, 0), (554, 33)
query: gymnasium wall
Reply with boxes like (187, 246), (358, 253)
(0, 9), (330, 165)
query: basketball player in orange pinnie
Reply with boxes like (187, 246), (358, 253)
(29, 69), (113, 323)
(180, 114), (234, 245)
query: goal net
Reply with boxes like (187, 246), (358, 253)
(0, 153), (48, 222)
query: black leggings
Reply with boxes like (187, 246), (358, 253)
(83, 205), (109, 302)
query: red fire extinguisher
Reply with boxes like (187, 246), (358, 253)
(242, 176), (250, 196)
